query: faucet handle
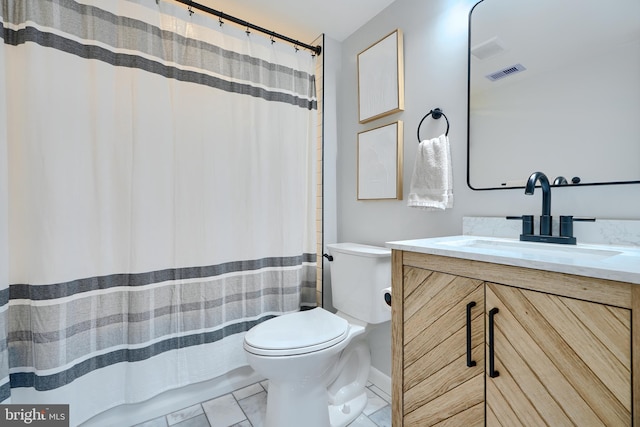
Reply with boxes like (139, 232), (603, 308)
(559, 216), (596, 238)
(507, 215), (534, 235)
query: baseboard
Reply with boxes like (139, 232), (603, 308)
(81, 366), (263, 427)
(368, 366), (391, 397)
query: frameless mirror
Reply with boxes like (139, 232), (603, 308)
(467, 0), (640, 189)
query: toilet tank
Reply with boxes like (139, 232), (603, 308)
(326, 243), (391, 324)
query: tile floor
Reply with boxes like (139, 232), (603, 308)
(132, 380), (391, 427)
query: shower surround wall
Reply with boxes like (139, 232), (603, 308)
(0, 0), (318, 424)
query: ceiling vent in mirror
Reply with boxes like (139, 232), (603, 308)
(486, 64), (527, 81)
(471, 37), (506, 60)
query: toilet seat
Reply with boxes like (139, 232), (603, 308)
(244, 308), (349, 356)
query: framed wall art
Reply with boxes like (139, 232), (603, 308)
(357, 29), (404, 123)
(357, 121), (404, 200)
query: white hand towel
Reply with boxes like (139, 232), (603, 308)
(407, 134), (453, 210)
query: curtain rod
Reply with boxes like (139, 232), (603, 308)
(169, 0), (322, 55)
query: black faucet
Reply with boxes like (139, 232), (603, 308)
(525, 171), (552, 236)
(507, 171), (596, 244)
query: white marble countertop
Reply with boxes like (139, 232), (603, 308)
(386, 235), (640, 285)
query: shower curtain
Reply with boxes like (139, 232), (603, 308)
(0, 0), (318, 424)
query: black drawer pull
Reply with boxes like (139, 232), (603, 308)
(466, 301), (477, 367)
(488, 307), (500, 378)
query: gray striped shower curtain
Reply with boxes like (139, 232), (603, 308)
(0, 0), (317, 423)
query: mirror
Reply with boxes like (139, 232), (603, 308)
(468, 0), (640, 189)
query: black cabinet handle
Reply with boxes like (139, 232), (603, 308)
(488, 307), (500, 378)
(466, 301), (477, 367)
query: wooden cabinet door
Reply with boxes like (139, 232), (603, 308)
(402, 267), (485, 426)
(486, 283), (632, 426)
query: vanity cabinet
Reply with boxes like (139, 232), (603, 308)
(391, 250), (639, 426)
(400, 267), (484, 426)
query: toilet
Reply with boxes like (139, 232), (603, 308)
(243, 242), (391, 427)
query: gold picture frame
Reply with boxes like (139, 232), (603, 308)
(357, 121), (404, 200)
(357, 29), (405, 124)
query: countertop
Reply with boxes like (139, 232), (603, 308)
(386, 235), (640, 285)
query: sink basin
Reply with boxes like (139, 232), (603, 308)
(438, 237), (623, 261)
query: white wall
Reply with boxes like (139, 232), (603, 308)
(330, 0), (640, 377)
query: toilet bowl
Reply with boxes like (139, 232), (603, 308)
(243, 308), (369, 427)
(243, 243), (391, 427)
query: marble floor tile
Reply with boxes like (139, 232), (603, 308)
(362, 388), (388, 416)
(368, 385), (391, 403)
(132, 416), (168, 427)
(167, 404), (204, 425)
(202, 393), (246, 427)
(232, 382), (265, 401)
(172, 414), (210, 427)
(368, 405), (391, 427)
(237, 390), (268, 427)
(347, 413), (378, 427)
(137, 380), (393, 427)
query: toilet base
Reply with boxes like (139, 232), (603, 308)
(328, 390), (368, 427)
(264, 380), (330, 427)
(264, 381), (368, 427)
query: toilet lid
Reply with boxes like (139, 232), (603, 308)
(244, 308), (349, 356)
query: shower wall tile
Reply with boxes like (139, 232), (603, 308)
(315, 37), (325, 306)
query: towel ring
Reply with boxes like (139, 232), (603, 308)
(417, 108), (449, 142)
